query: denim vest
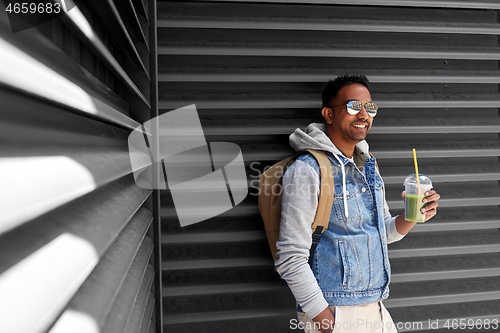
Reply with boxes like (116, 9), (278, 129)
(297, 151), (391, 308)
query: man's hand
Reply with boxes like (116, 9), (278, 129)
(396, 189), (441, 234)
(312, 306), (335, 333)
(401, 189), (440, 221)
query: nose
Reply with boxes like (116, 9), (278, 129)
(357, 105), (369, 120)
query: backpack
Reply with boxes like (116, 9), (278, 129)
(258, 149), (334, 266)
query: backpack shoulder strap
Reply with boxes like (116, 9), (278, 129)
(305, 149), (334, 233)
(303, 149), (334, 266)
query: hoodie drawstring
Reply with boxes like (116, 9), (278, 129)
(332, 154), (349, 219)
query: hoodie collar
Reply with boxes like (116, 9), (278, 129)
(289, 123), (371, 159)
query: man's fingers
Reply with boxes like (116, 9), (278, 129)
(423, 191), (440, 204)
(420, 190), (440, 221)
(423, 194), (440, 203)
(422, 201), (438, 213)
(424, 209), (437, 221)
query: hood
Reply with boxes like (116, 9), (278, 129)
(289, 123), (370, 157)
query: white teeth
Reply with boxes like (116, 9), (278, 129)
(353, 124), (366, 128)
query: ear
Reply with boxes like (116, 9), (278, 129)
(321, 107), (333, 124)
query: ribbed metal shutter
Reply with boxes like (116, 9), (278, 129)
(159, 1), (500, 332)
(0, 0), (161, 332)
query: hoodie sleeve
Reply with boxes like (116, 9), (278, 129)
(383, 188), (406, 244)
(274, 159), (329, 319)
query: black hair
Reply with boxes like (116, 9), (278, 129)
(322, 74), (370, 107)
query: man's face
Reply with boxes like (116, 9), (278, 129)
(323, 83), (374, 146)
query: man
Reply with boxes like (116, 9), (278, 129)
(275, 74), (440, 333)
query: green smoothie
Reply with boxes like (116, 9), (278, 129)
(405, 193), (426, 222)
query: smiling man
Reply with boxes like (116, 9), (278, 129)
(275, 75), (440, 333)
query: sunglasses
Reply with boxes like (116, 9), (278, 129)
(329, 100), (378, 117)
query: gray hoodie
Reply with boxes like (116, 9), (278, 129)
(290, 123), (372, 219)
(275, 123), (405, 319)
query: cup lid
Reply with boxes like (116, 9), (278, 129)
(403, 173), (432, 186)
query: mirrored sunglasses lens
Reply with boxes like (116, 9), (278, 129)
(346, 101), (361, 115)
(351, 101), (363, 110)
(366, 103), (377, 112)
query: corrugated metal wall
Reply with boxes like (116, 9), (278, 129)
(0, 0), (161, 332)
(159, 1), (500, 332)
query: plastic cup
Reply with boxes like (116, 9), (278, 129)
(403, 173), (433, 223)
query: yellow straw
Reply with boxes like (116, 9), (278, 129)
(413, 149), (421, 199)
(412, 149), (420, 186)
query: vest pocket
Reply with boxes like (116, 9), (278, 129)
(338, 239), (349, 287)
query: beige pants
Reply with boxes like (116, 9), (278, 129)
(296, 301), (398, 333)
